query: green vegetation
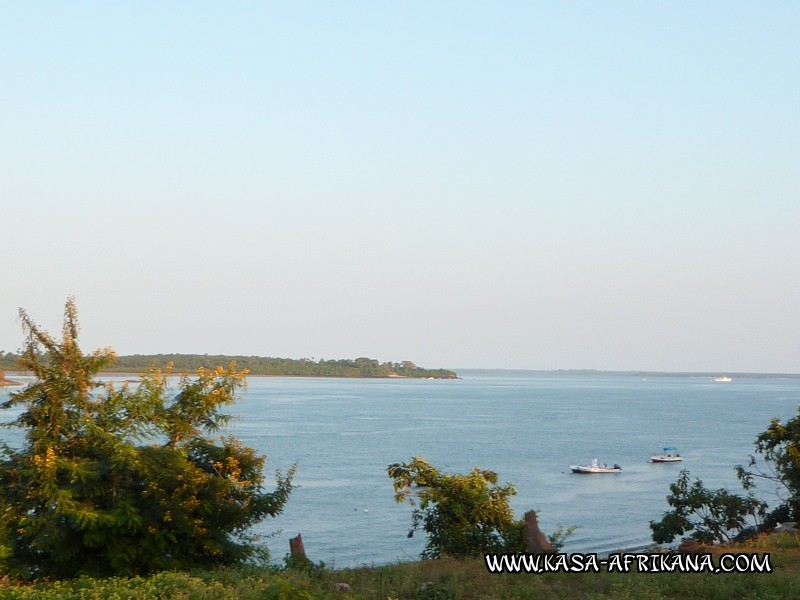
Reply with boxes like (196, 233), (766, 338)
(0, 300), (294, 578)
(652, 403), (800, 546)
(0, 353), (19, 371)
(738, 405), (800, 524)
(0, 532), (795, 598)
(650, 470), (767, 544)
(388, 457), (526, 559)
(3, 302), (800, 598)
(0, 351), (457, 379)
(387, 458), (577, 560)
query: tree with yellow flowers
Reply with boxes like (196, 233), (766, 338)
(0, 299), (294, 578)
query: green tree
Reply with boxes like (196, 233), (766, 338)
(0, 299), (294, 578)
(736, 405), (800, 524)
(650, 470), (767, 545)
(387, 457), (525, 558)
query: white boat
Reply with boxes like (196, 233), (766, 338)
(651, 447), (682, 463)
(713, 376), (732, 382)
(570, 458), (621, 474)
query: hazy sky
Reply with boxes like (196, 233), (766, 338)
(2, 2), (798, 372)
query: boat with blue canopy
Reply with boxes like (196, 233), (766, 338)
(651, 447), (682, 463)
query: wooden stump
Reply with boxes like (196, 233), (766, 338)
(524, 510), (554, 553)
(289, 533), (306, 557)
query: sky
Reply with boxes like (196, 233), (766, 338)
(1, 2), (799, 372)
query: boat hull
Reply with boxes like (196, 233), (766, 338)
(570, 465), (622, 474)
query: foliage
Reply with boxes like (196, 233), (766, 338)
(0, 350), (456, 378)
(282, 551), (326, 576)
(2, 531), (800, 600)
(653, 405), (800, 545)
(0, 351), (18, 370)
(0, 299), (295, 578)
(548, 523), (581, 552)
(736, 405), (800, 524)
(387, 457), (526, 558)
(415, 581), (456, 599)
(2, 351), (457, 379)
(650, 470), (767, 544)
(0, 570), (317, 600)
(0, 351), (457, 379)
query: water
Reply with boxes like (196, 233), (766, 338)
(2, 372), (799, 567)
(226, 372), (800, 566)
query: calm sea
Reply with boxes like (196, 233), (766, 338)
(3, 371), (800, 566)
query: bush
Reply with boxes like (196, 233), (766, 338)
(650, 470), (766, 544)
(0, 299), (295, 578)
(387, 457), (525, 558)
(738, 405), (800, 524)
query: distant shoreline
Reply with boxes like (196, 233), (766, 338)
(0, 371), (452, 381)
(0, 354), (458, 380)
(5, 369), (800, 381)
(454, 368), (800, 379)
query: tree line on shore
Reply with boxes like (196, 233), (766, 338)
(0, 351), (457, 379)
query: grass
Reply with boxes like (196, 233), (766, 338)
(0, 533), (797, 599)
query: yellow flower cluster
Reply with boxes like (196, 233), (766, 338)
(32, 446), (57, 474)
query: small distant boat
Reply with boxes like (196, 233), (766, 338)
(570, 458), (622, 474)
(713, 376), (732, 382)
(651, 447), (683, 463)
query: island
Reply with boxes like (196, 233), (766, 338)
(0, 353), (457, 379)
